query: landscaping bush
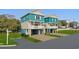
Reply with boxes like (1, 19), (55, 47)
(21, 33), (29, 37)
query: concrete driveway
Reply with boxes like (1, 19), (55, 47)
(0, 34), (79, 49)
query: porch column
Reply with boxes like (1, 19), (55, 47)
(53, 30), (55, 33)
(28, 29), (31, 37)
(38, 30), (40, 35)
(48, 29), (50, 33)
(43, 28), (45, 34)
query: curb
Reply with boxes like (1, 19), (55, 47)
(0, 45), (16, 47)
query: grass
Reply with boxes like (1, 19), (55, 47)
(21, 34), (41, 43)
(0, 32), (21, 45)
(25, 36), (41, 43)
(0, 32), (41, 45)
(46, 30), (79, 37)
(58, 30), (79, 34)
(9, 32), (21, 39)
(1, 30), (79, 45)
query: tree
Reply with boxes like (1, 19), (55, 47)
(0, 14), (21, 32)
(59, 20), (68, 26)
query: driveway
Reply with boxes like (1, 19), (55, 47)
(0, 34), (79, 49)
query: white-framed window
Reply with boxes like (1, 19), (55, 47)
(35, 16), (36, 19)
(40, 16), (41, 20)
(36, 15), (40, 19)
(52, 18), (54, 22)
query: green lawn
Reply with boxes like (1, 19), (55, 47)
(58, 30), (79, 34)
(0, 32), (21, 45)
(24, 36), (41, 43)
(0, 32), (41, 45)
(21, 34), (41, 43)
(1, 29), (79, 45)
(46, 30), (79, 37)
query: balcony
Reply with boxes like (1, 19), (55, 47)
(28, 25), (44, 29)
(46, 26), (58, 29)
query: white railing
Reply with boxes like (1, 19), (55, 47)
(28, 25), (44, 29)
(46, 26), (58, 29)
(28, 24), (58, 29)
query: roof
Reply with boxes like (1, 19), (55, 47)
(21, 10), (44, 19)
(31, 9), (44, 16)
(21, 13), (44, 19)
(45, 15), (58, 18)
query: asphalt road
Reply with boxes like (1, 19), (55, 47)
(0, 34), (79, 49)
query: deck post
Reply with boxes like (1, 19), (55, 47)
(29, 29), (31, 37)
(38, 30), (40, 35)
(43, 28), (45, 34)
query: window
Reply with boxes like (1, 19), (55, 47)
(55, 19), (57, 22)
(36, 15), (40, 19)
(53, 18), (57, 22)
(55, 18), (57, 22)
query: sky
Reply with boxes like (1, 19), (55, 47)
(0, 9), (79, 22)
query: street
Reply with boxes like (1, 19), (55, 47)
(0, 34), (79, 49)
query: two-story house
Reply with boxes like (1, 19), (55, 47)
(21, 10), (58, 36)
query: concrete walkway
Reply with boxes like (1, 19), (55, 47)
(0, 34), (79, 49)
(31, 34), (57, 41)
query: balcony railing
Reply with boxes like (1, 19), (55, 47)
(28, 25), (44, 29)
(46, 26), (58, 29)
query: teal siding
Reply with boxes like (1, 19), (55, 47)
(21, 14), (29, 22)
(45, 17), (58, 24)
(40, 16), (45, 23)
(21, 13), (45, 23)
(21, 13), (58, 24)
(29, 14), (45, 23)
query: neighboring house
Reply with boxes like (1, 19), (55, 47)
(76, 23), (79, 29)
(21, 10), (58, 36)
(58, 20), (79, 29)
(69, 21), (79, 29)
(72, 23), (79, 29)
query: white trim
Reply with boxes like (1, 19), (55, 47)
(35, 15), (36, 19)
(40, 16), (41, 20)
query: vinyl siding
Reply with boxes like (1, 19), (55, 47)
(45, 17), (58, 23)
(21, 13), (45, 23)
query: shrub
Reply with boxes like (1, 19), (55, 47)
(21, 33), (29, 37)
